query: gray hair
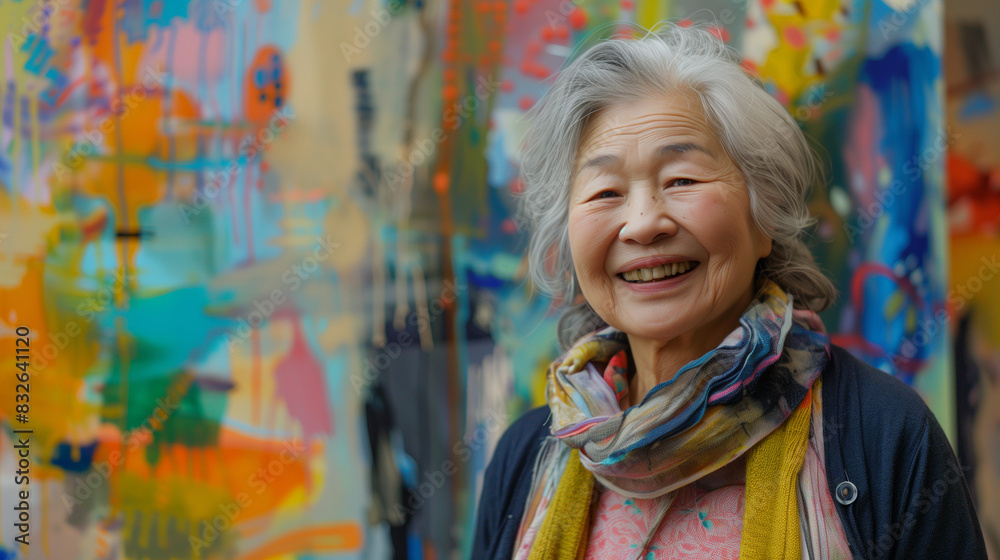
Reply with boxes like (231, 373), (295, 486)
(517, 23), (837, 350)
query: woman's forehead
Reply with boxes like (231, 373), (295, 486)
(575, 92), (719, 163)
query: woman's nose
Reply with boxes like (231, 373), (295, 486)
(618, 193), (678, 244)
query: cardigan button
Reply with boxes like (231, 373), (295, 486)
(835, 481), (858, 505)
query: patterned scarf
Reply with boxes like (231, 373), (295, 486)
(513, 281), (835, 559)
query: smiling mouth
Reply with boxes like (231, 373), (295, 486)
(619, 261), (699, 283)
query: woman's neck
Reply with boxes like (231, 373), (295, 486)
(626, 334), (723, 406)
(624, 293), (753, 407)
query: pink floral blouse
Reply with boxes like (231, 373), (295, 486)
(584, 483), (745, 559)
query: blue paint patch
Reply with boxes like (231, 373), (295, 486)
(959, 91), (996, 120)
(49, 441), (99, 472)
(858, 41), (942, 374)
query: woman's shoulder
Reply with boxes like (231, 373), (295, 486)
(472, 406), (553, 559)
(491, 405), (553, 473)
(821, 344), (988, 559)
(821, 343), (947, 488)
(823, 344), (937, 432)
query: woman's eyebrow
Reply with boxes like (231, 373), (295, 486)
(577, 143), (714, 172)
(655, 142), (713, 160)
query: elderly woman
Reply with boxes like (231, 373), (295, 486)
(472, 24), (987, 560)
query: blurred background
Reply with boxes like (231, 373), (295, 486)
(0, 0), (997, 558)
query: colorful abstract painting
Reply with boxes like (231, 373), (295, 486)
(0, 0), (982, 558)
(944, 3), (1000, 556)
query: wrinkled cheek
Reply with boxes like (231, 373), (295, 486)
(568, 235), (609, 302)
(570, 244), (603, 292)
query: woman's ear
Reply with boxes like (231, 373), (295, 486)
(756, 232), (773, 260)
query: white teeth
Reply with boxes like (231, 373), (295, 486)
(622, 261), (696, 283)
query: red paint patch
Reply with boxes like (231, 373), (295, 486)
(568, 7), (588, 30)
(677, 19), (692, 28)
(519, 95), (535, 110)
(621, 0), (633, 9)
(783, 26), (806, 49)
(514, 0), (529, 13)
(531, 65), (550, 79)
(501, 218), (518, 234)
(707, 25), (730, 42)
(501, 79), (515, 92)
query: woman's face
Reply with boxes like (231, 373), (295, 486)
(567, 90), (772, 345)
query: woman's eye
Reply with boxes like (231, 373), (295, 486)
(596, 191), (620, 199)
(668, 178), (696, 187)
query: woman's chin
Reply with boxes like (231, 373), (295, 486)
(614, 317), (696, 343)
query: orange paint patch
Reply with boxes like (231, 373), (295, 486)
(237, 524), (364, 559)
(244, 45), (288, 123)
(96, 426), (321, 522)
(433, 172), (450, 194)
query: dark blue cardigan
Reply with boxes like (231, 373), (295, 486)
(471, 345), (988, 559)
